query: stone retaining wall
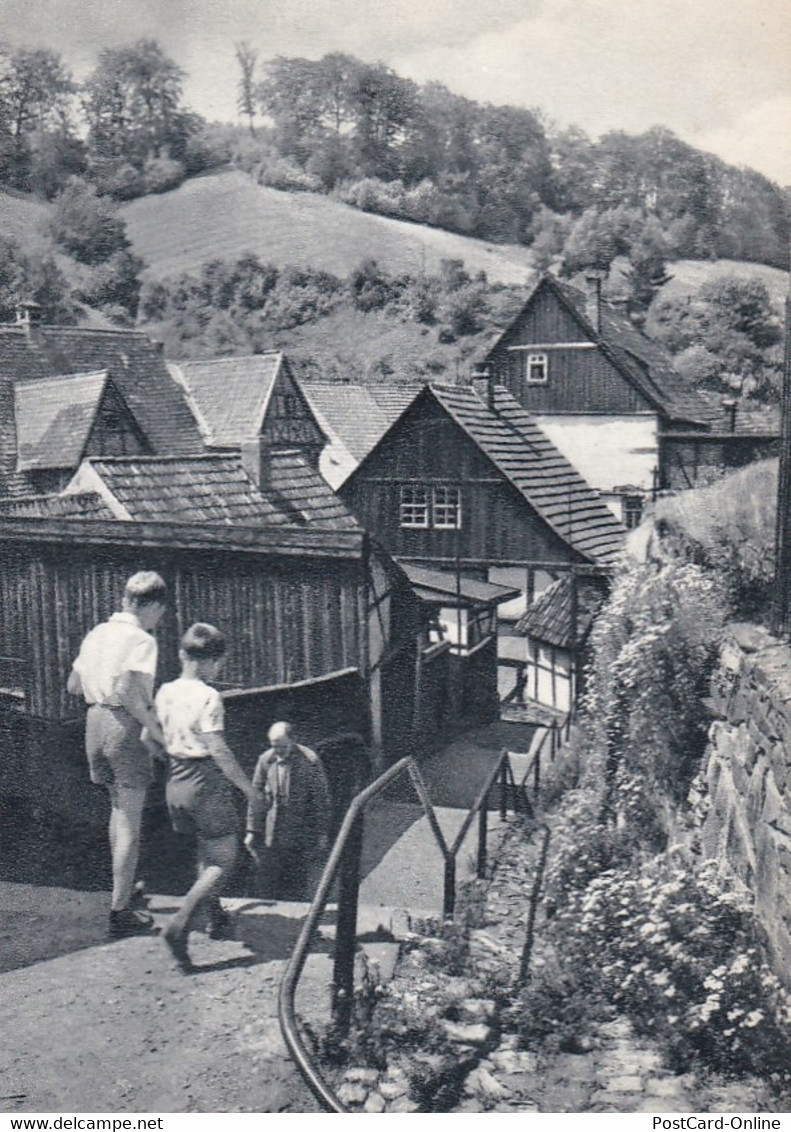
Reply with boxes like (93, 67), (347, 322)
(702, 622), (791, 979)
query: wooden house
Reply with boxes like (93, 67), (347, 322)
(168, 352), (327, 466)
(513, 573), (606, 713)
(482, 272), (779, 520)
(339, 381), (625, 617)
(0, 304), (202, 496)
(300, 382), (421, 489)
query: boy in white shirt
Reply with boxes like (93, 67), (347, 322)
(155, 622), (258, 970)
(68, 571), (167, 939)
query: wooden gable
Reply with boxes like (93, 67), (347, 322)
(485, 277), (654, 416)
(341, 389), (582, 568)
(84, 380), (152, 460)
(260, 358), (325, 456)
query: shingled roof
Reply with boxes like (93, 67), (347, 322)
(168, 353), (284, 447)
(484, 273), (713, 428)
(302, 382), (421, 487)
(66, 452), (360, 530)
(0, 324), (203, 482)
(0, 491), (116, 520)
(426, 384), (626, 565)
(515, 574), (606, 649)
(15, 371), (108, 472)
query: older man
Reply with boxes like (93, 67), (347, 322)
(244, 722), (332, 901)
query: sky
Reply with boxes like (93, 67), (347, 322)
(3, 0), (790, 185)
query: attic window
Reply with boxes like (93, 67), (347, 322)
(432, 486), (462, 530)
(526, 353), (548, 384)
(400, 485), (429, 528)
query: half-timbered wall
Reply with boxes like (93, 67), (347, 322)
(341, 398), (577, 566)
(261, 362), (324, 461)
(487, 286), (653, 415)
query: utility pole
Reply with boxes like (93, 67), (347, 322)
(771, 266), (791, 637)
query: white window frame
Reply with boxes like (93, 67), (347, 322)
(399, 484), (429, 528)
(526, 352), (548, 384)
(432, 485), (462, 530)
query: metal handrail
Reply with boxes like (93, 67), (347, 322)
(278, 748), (523, 1112)
(518, 706), (575, 810)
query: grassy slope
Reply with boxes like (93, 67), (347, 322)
(660, 259), (789, 314)
(121, 168), (537, 284)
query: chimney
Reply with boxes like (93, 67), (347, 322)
(241, 435), (272, 492)
(583, 271), (604, 336)
(471, 365), (494, 411)
(15, 300), (43, 341)
(721, 397), (738, 433)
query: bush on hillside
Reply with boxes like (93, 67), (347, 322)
(49, 178), (131, 265)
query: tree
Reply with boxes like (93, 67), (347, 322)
(235, 41), (258, 136)
(622, 217), (673, 322)
(83, 39), (191, 174)
(49, 178), (130, 264)
(0, 235), (78, 324)
(0, 44), (75, 189)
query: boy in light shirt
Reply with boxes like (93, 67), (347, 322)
(68, 571), (167, 938)
(155, 622), (258, 970)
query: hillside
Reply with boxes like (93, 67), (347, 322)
(660, 260), (789, 315)
(121, 169), (537, 285)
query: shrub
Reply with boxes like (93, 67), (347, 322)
(49, 178), (130, 265)
(141, 155), (186, 194)
(255, 156), (322, 194)
(586, 560), (726, 819)
(557, 856), (791, 1083)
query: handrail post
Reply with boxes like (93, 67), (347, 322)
(499, 755), (507, 821)
(443, 854), (457, 918)
(332, 808), (364, 1034)
(533, 747), (540, 805)
(477, 801), (488, 878)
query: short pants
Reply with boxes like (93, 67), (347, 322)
(85, 704), (153, 790)
(166, 756), (238, 840)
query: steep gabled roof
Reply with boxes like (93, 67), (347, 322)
(303, 382), (421, 462)
(168, 353), (285, 447)
(0, 324), (203, 459)
(484, 272), (712, 427)
(515, 574), (607, 649)
(427, 383), (626, 565)
(67, 452), (360, 531)
(15, 371), (108, 472)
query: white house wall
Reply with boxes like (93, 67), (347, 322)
(533, 414), (659, 498)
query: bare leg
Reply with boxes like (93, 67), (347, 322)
(164, 834), (238, 965)
(109, 786), (147, 911)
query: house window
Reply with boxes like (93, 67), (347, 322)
(432, 486), (462, 529)
(400, 485), (429, 528)
(526, 353), (548, 384)
(621, 495), (644, 530)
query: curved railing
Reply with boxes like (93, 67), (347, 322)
(278, 748), (525, 1112)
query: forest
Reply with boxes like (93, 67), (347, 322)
(1, 40), (788, 270)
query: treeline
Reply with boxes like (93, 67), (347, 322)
(244, 52), (790, 269)
(0, 38), (226, 200)
(139, 253), (525, 367)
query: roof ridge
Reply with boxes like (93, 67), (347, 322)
(15, 369), (108, 388)
(176, 351), (283, 366)
(0, 325), (156, 340)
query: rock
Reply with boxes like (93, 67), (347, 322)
(466, 1066), (510, 1101)
(460, 998), (496, 1021)
(379, 1079), (408, 1100)
(363, 1092), (386, 1113)
(337, 1082), (368, 1106)
(388, 1096), (419, 1113)
(442, 1020), (492, 1045)
(600, 1075), (643, 1093)
(344, 1067), (380, 1084)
